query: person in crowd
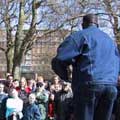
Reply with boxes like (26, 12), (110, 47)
(55, 82), (73, 120)
(22, 93), (41, 120)
(6, 74), (14, 87)
(54, 84), (62, 93)
(44, 80), (50, 91)
(50, 75), (62, 93)
(47, 93), (55, 120)
(6, 88), (23, 120)
(51, 14), (120, 120)
(5, 74), (14, 93)
(51, 84), (62, 120)
(26, 79), (36, 93)
(0, 83), (8, 120)
(18, 77), (29, 104)
(12, 79), (20, 92)
(52, 76), (60, 85)
(36, 75), (50, 97)
(49, 76), (63, 120)
(35, 82), (49, 120)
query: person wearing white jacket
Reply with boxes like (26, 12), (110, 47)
(6, 88), (23, 120)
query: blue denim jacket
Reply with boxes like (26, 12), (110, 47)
(52, 26), (120, 92)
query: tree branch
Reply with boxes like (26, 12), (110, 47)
(0, 47), (6, 52)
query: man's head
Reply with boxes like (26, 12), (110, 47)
(82, 14), (98, 29)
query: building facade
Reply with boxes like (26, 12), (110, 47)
(0, 30), (69, 79)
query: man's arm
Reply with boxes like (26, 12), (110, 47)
(51, 57), (69, 81)
(51, 34), (84, 81)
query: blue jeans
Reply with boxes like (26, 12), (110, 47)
(73, 84), (117, 120)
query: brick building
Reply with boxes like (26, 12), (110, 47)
(0, 30), (69, 79)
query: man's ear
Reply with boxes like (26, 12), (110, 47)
(96, 24), (99, 28)
(82, 22), (88, 29)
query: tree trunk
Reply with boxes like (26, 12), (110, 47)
(13, 65), (21, 80)
(6, 48), (14, 74)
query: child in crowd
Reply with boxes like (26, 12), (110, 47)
(47, 93), (55, 120)
(18, 77), (29, 104)
(22, 93), (41, 120)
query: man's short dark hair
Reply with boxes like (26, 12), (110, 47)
(82, 14), (98, 28)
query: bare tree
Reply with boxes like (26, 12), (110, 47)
(102, 0), (120, 43)
(0, 0), (88, 79)
(0, 0), (44, 79)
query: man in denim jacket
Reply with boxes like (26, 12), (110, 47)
(51, 14), (120, 120)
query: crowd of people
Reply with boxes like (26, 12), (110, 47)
(0, 74), (73, 120)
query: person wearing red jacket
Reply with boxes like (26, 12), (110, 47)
(48, 93), (55, 120)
